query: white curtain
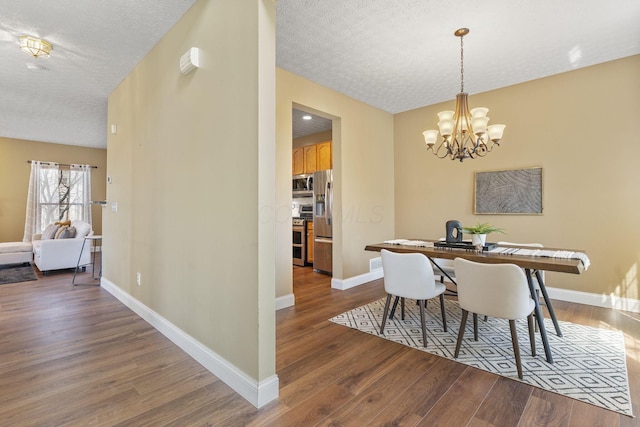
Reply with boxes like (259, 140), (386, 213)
(23, 161), (59, 242)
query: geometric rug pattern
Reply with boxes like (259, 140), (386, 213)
(330, 298), (633, 417)
(0, 263), (37, 285)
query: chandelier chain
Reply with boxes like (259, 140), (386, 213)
(460, 35), (464, 93)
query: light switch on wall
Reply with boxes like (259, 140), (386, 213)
(111, 202), (118, 212)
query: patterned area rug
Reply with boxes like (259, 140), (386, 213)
(330, 298), (633, 417)
(0, 264), (37, 285)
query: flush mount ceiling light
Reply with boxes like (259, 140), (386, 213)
(423, 28), (505, 162)
(19, 35), (53, 58)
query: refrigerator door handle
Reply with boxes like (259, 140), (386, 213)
(326, 181), (332, 225)
(315, 237), (332, 244)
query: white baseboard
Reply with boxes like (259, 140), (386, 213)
(546, 286), (640, 313)
(331, 269), (383, 290)
(331, 271), (640, 314)
(276, 293), (295, 310)
(100, 277), (279, 408)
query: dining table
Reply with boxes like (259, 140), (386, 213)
(365, 240), (589, 364)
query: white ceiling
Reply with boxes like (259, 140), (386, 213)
(1, 0), (639, 148)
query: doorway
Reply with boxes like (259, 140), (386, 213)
(291, 105), (333, 287)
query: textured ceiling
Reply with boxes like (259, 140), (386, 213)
(278, 0), (640, 114)
(0, 1), (198, 149)
(1, 0), (639, 148)
(292, 109), (332, 139)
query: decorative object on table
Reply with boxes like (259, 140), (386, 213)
(445, 220), (463, 243)
(422, 28), (505, 161)
(0, 264), (37, 285)
(330, 298), (633, 416)
(475, 167), (543, 214)
(461, 222), (505, 247)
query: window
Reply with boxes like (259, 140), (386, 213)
(37, 167), (90, 231)
(23, 161), (92, 242)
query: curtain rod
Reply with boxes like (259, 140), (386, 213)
(27, 160), (97, 169)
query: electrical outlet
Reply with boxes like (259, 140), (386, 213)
(136, 272), (141, 286)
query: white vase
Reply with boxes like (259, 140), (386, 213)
(471, 234), (486, 246)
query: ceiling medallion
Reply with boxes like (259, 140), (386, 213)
(423, 28), (505, 161)
(19, 36), (53, 58)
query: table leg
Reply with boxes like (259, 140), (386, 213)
(71, 238), (87, 286)
(535, 270), (562, 337)
(427, 256), (457, 296)
(526, 269), (553, 363)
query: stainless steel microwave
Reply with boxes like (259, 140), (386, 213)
(292, 174), (313, 196)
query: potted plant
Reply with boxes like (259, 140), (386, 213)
(462, 222), (505, 246)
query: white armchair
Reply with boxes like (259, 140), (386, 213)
(32, 220), (94, 273)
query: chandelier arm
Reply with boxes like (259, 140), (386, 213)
(430, 140), (453, 159)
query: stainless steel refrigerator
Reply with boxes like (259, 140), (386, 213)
(313, 169), (332, 274)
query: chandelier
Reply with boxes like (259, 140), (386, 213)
(423, 28), (505, 161)
(19, 36), (53, 58)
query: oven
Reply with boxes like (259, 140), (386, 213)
(292, 218), (306, 266)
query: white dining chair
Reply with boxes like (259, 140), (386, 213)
(380, 249), (447, 347)
(453, 257), (536, 379)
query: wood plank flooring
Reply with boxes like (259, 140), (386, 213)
(0, 263), (638, 426)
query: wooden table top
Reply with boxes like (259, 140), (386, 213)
(365, 241), (586, 275)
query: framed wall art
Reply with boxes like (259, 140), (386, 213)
(474, 167), (543, 215)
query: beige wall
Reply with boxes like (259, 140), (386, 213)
(394, 55), (640, 300)
(276, 69), (395, 298)
(105, 0), (275, 382)
(0, 137), (106, 242)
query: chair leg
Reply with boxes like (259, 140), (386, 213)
(439, 293), (447, 332)
(401, 297), (405, 320)
(389, 296), (400, 320)
(509, 319), (524, 379)
(380, 294), (392, 334)
(454, 309), (469, 358)
(473, 313), (478, 341)
(527, 313), (536, 357)
(418, 299), (427, 347)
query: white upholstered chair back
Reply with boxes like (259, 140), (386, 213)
(381, 249), (440, 300)
(454, 257), (534, 320)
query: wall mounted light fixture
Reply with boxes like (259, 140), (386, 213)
(179, 47), (200, 75)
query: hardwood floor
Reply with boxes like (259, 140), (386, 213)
(0, 263), (638, 426)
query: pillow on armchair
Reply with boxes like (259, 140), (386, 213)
(71, 220), (92, 238)
(41, 223), (60, 240)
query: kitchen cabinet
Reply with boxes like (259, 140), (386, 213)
(303, 145), (317, 174)
(317, 141), (332, 170)
(293, 141), (332, 175)
(292, 147), (304, 175)
(306, 221), (314, 264)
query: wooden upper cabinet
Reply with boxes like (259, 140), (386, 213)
(293, 141), (332, 175)
(317, 141), (332, 170)
(292, 147), (304, 175)
(303, 145), (317, 174)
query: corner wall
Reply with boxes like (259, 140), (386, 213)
(105, 0), (276, 407)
